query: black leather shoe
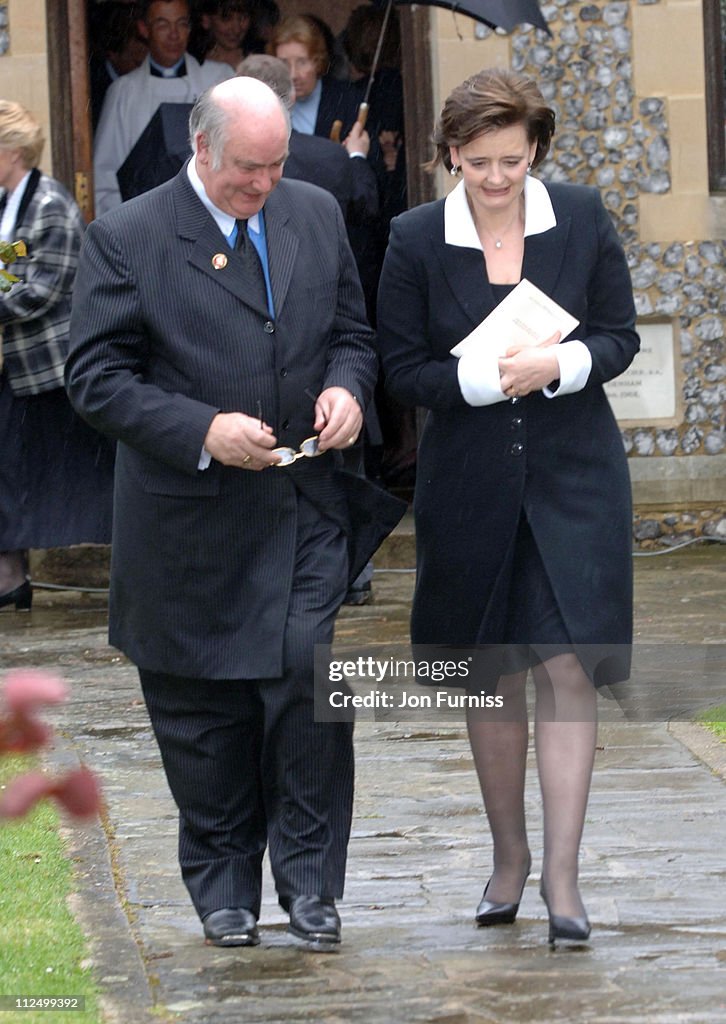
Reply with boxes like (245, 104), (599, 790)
(203, 907), (259, 947)
(547, 911), (591, 945)
(476, 858), (530, 926)
(475, 884), (521, 926)
(0, 580), (32, 611)
(288, 895), (341, 950)
(343, 582), (372, 606)
(540, 884), (591, 946)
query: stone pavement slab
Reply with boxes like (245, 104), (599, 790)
(1, 546), (725, 1023)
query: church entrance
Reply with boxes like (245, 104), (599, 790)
(47, 0), (435, 221)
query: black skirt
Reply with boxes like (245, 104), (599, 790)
(0, 371), (114, 549)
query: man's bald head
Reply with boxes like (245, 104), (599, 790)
(190, 76), (290, 171)
(190, 76), (291, 219)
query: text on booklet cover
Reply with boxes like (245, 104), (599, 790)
(450, 279), (580, 358)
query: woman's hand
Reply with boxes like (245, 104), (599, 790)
(498, 331), (561, 397)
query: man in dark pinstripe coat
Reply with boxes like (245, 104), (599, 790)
(66, 76), (393, 950)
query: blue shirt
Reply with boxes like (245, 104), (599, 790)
(290, 78), (322, 135)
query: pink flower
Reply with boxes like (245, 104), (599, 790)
(3, 671), (68, 714)
(0, 767), (102, 820)
(0, 671), (103, 820)
(0, 671), (68, 754)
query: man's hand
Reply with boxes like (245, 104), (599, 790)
(498, 330), (561, 397)
(204, 412), (278, 470)
(313, 387), (363, 451)
(342, 122), (370, 158)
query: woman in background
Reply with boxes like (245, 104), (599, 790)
(269, 14), (361, 143)
(377, 69), (639, 945)
(0, 101), (113, 610)
(190, 0), (260, 69)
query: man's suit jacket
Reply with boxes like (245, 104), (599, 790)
(66, 170), (394, 680)
(285, 130), (378, 225)
(377, 181), (639, 680)
(313, 75), (362, 142)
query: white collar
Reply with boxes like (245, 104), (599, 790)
(187, 157), (260, 236)
(0, 170), (32, 242)
(444, 175), (556, 251)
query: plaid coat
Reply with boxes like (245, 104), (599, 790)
(0, 169), (84, 396)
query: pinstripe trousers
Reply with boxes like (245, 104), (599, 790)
(139, 495), (352, 921)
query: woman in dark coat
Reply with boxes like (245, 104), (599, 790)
(0, 101), (113, 610)
(377, 68), (639, 945)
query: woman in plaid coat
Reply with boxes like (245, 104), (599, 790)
(0, 101), (114, 610)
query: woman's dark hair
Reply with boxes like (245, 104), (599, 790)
(428, 67), (555, 173)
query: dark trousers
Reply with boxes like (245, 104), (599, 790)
(139, 496), (352, 920)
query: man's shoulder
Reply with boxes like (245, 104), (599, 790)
(191, 54), (233, 86)
(273, 177), (341, 215)
(90, 174), (179, 234)
(289, 131), (348, 168)
(102, 60), (149, 104)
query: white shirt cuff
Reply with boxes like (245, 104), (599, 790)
(348, 151), (367, 159)
(198, 446), (212, 470)
(543, 340), (592, 398)
(457, 349), (509, 406)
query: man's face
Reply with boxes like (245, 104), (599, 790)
(196, 108), (289, 219)
(139, 0), (191, 67)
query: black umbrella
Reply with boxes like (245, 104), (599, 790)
(117, 103), (194, 202)
(371, 0), (550, 35)
(352, 0), (550, 132)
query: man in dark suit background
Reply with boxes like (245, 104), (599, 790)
(66, 76), (391, 950)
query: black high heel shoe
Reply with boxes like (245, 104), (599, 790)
(476, 858), (531, 927)
(540, 883), (590, 945)
(0, 579), (32, 611)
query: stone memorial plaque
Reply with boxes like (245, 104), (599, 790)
(604, 320), (680, 426)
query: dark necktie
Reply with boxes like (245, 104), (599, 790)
(235, 220), (267, 310)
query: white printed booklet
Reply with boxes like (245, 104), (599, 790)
(450, 278), (579, 358)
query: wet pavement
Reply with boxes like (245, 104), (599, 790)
(1, 537), (725, 1024)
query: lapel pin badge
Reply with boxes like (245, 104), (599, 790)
(212, 253), (228, 270)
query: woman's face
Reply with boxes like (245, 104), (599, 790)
(450, 123), (536, 220)
(275, 40), (319, 100)
(0, 146), (25, 192)
(202, 10), (251, 50)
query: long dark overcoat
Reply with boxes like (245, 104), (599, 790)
(377, 181), (639, 683)
(66, 171), (398, 680)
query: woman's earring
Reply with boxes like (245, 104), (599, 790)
(450, 164), (459, 176)
(527, 163), (532, 172)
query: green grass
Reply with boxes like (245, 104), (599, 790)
(698, 705), (726, 740)
(0, 757), (101, 1024)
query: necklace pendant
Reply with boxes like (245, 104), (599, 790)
(495, 239), (503, 249)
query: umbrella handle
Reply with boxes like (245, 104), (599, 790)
(330, 119), (342, 143)
(356, 103), (369, 130)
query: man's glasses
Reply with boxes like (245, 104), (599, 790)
(272, 436), (321, 466)
(148, 18), (191, 35)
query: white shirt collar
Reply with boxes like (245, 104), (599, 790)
(0, 170), (32, 242)
(187, 157), (260, 236)
(444, 174), (556, 251)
